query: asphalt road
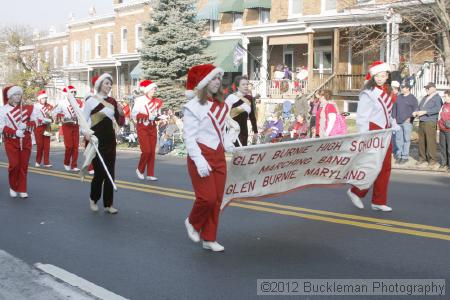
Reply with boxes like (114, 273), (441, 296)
(0, 146), (449, 300)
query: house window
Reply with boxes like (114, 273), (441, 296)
(95, 34), (101, 58)
(73, 40), (81, 63)
(313, 37), (332, 73)
(210, 20), (220, 34)
(121, 27), (128, 53)
(84, 39), (91, 61)
(322, 0), (337, 14)
(63, 45), (68, 66)
(232, 12), (243, 28)
(289, 0), (303, 17)
(107, 32), (114, 57)
(45, 51), (50, 63)
(135, 25), (143, 50)
(259, 8), (270, 24)
(53, 47), (58, 67)
(283, 45), (294, 72)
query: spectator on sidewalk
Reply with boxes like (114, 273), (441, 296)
(290, 114), (308, 139)
(438, 90), (450, 171)
(315, 90), (337, 138)
(391, 83), (418, 164)
(413, 82), (443, 168)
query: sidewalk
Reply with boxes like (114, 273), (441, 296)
(0, 250), (96, 300)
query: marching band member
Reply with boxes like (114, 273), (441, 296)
(346, 61), (397, 212)
(226, 76), (258, 146)
(52, 86), (81, 172)
(131, 79), (163, 181)
(82, 74), (125, 214)
(0, 85), (38, 198)
(34, 90), (53, 167)
(183, 64), (236, 252)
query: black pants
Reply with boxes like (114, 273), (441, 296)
(439, 131), (450, 167)
(90, 118), (116, 207)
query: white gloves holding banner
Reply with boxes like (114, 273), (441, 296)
(195, 156), (212, 178)
(16, 129), (25, 138)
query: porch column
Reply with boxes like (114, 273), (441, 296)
(260, 35), (268, 98)
(307, 32), (314, 83)
(242, 36), (249, 76)
(333, 28), (340, 74)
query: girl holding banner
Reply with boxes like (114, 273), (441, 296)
(183, 64), (235, 252)
(82, 74), (125, 214)
(0, 85), (38, 198)
(347, 61), (397, 212)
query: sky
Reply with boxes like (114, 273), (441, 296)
(0, 0), (113, 32)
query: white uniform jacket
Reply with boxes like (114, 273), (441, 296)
(34, 103), (53, 126)
(131, 95), (163, 125)
(52, 98), (79, 123)
(0, 104), (39, 137)
(356, 87), (395, 132)
(182, 96), (234, 165)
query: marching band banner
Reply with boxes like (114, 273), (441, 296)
(221, 129), (392, 209)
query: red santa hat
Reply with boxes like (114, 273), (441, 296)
(92, 73), (113, 92)
(37, 90), (48, 101)
(185, 64), (224, 99)
(368, 61), (391, 76)
(139, 79), (157, 94)
(68, 85), (77, 92)
(2, 85), (13, 105)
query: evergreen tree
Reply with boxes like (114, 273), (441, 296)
(140, 0), (213, 109)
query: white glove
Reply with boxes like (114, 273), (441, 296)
(43, 118), (52, 124)
(224, 142), (235, 153)
(90, 135), (99, 145)
(16, 129), (25, 138)
(392, 123), (401, 132)
(83, 129), (95, 142)
(194, 156), (212, 178)
(18, 123), (27, 130)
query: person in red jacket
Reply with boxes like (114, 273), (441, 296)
(0, 85), (39, 198)
(438, 90), (450, 171)
(34, 90), (53, 167)
(131, 79), (164, 181)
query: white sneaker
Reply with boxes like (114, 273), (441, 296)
(9, 189), (17, 198)
(136, 169), (145, 180)
(19, 192), (28, 198)
(89, 199), (99, 212)
(184, 218), (200, 243)
(347, 188), (364, 209)
(371, 204), (392, 212)
(71, 167), (80, 172)
(64, 165), (71, 171)
(146, 176), (158, 181)
(88, 170), (95, 175)
(105, 206), (118, 214)
(202, 241), (225, 252)
(35, 162), (41, 167)
(43, 164), (52, 168)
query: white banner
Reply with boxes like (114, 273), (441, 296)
(222, 130), (392, 209)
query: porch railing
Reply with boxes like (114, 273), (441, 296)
(249, 74), (365, 98)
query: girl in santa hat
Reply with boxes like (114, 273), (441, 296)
(0, 85), (39, 198)
(131, 79), (164, 181)
(82, 74), (125, 214)
(34, 90), (53, 168)
(183, 64), (236, 252)
(346, 61), (399, 212)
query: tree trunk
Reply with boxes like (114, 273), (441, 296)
(442, 32), (450, 84)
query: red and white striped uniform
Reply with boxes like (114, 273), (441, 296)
(356, 86), (394, 132)
(131, 95), (164, 177)
(0, 104), (38, 193)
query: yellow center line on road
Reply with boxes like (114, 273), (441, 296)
(1, 162), (450, 241)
